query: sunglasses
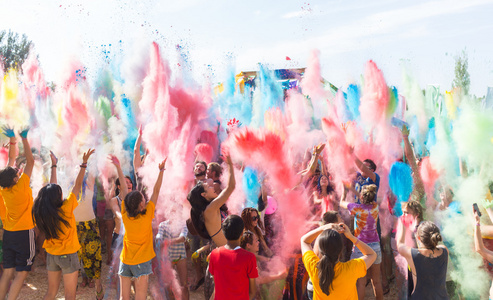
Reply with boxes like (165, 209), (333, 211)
(252, 216), (259, 221)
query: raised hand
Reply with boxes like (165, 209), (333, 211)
(19, 126), (30, 139)
(50, 151), (58, 166)
(158, 158), (167, 171)
(2, 125), (15, 138)
(108, 154), (120, 167)
(401, 125), (410, 137)
(82, 149), (95, 163)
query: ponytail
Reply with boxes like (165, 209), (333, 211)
(316, 229), (343, 296)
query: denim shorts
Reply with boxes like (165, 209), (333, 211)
(118, 259), (153, 278)
(351, 241), (382, 265)
(46, 252), (80, 274)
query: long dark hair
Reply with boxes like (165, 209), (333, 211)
(32, 184), (70, 240)
(124, 191), (146, 218)
(241, 207), (266, 244)
(187, 182), (211, 240)
(115, 176), (132, 196)
(316, 174), (335, 195)
(317, 229), (343, 296)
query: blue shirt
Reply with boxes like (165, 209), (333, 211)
(354, 172), (380, 203)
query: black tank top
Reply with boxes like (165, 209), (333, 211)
(410, 247), (449, 300)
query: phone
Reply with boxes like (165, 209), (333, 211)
(473, 203), (482, 217)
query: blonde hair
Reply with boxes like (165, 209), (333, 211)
(360, 184), (377, 204)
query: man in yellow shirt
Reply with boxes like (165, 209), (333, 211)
(0, 127), (35, 300)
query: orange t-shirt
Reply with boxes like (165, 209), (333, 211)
(43, 193), (80, 255)
(0, 173), (34, 231)
(120, 201), (155, 265)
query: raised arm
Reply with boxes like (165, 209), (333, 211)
(474, 211), (493, 262)
(396, 217), (416, 274)
(206, 155), (235, 212)
(19, 127), (34, 179)
(109, 155), (128, 200)
(353, 155), (376, 182)
(150, 158), (167, 204)
(2, 126), (17, 167)
(300, 223), (341, 254)
(49, 151), (58, 184)
(339, 182), (359, 209)
(71, 149), (95, 196)
(340, 223), (376, 269)
(133, 125), (144, 171)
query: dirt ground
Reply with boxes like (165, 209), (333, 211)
(16, 252), (398, 299)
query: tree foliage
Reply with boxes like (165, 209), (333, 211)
(0, 30), (33, 72)
(452, 49), (470, 95)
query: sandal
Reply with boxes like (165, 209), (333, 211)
(88, 280), (95, 288)
(96, 285), (104, 300)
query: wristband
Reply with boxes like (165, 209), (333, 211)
(51, 165), (57, 168)
(476, 223), (481, 226)
(80, 163), (87, 168)
(9, 142), (16, 145)
(159, 168), (165, 171)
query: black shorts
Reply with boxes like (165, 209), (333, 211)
(3, 229), (36, 271)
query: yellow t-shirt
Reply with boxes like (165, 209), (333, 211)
(302, 251), (366, 300)
(120, 200), (155, 265)
(0, 173), (34, 231)
(0, 193), (6, 225)
(43, 193), (80, 255)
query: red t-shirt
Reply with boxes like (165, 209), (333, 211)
(209, 246), (259, 300)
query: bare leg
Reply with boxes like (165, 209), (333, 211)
(119, 276), (132, 300)
(43, 270), (62, 300)
(134, 275), (149, 300)
(176, 259), (189, 300)
(356, 276), (366, 300)
(7, 271), (29, 300)
(62, 271), (79, 300)
(369, 263), (384, 300)
(0, 268), (15, 300)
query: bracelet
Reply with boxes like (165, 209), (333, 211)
(477, 223), (481, 226)
(9, 141), (16, 145)
(354, 239), (359, 246)
(80, 163), (87, 168)
(51, 165), (57, 168)
(159, 168), (165, 171)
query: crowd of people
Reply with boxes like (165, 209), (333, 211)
(0, 115), (492, 300)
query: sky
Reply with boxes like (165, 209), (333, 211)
(1, 0), (492, 96)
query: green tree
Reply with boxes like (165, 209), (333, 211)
(452, 49), (470, 95)
(0, 30), (33, 72)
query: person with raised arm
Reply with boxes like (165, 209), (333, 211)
(187, 154), (235, 247)
(339, 184), (384, 299)
(397, 218), (449, 299)
(0, 127), (35, 300)
(301, 222), (376, 299)
(119, 158), (166, 300)
(107, 155), (132, 265)
(32, 148), (95, 300)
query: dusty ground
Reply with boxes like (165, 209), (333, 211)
(17, 252), (398, 299)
